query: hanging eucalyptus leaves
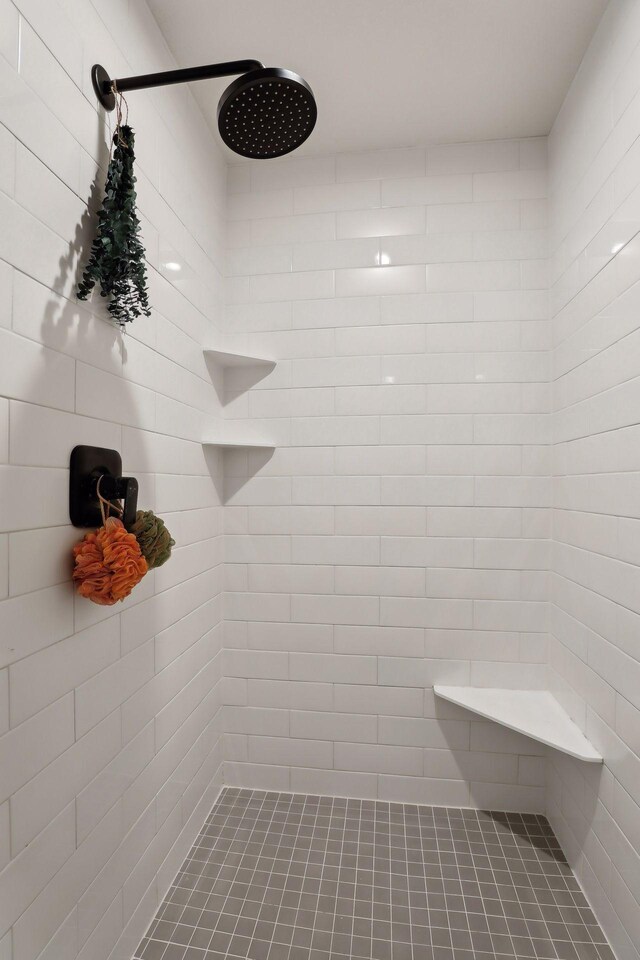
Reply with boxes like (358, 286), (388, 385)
(77, 122), (151, 326)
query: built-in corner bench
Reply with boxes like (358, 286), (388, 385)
(434, 686), (602, 763)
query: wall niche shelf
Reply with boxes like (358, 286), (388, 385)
(434, 686), (602, 763)
(204, 348), (275, 369)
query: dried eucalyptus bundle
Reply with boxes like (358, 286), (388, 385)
(130, 509), (175, 569)
(77, 124), (150, 326)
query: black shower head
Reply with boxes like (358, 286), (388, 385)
(92, 60), (317, 160)
(218, 67), (317, 159)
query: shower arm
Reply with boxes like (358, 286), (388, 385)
(91, 59), (265, 112)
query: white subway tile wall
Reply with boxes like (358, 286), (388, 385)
(222, 137), (550, 815)
(0, 2), (226, 959)
(547, 2), (640, 959)
(3, 0), (640, 956)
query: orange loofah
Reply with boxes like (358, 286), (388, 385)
(73, 516), (148, 605)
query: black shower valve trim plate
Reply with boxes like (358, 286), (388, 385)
(69, 445), (139, 529)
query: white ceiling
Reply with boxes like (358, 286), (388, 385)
(147, 0), (608, 159)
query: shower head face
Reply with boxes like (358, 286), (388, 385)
(218, 67), (317, 159)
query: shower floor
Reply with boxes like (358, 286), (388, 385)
(134, 788), (613, 960)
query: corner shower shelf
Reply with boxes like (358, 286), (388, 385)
(204, 349), (275, 368)
(202, 439), (274, 449)
(433, 686), (602, 763)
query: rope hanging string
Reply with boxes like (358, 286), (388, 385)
(110, 80), (130, 154)
(96, 474), (124, 526)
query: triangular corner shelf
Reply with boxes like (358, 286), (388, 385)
(434, 685), (602, 763)
(201, 438), (275, 450)
(204, 348), (276, 369)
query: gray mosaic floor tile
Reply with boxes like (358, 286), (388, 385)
(133, 788), (614, 960)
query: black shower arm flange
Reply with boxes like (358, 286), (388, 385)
(92, 59), (265, 112)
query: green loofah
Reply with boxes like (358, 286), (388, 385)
(77, 125), (151, 326)
(130, 510), (174, 569)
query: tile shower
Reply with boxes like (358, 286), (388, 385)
(1, 1), (640, 960)
(222, 133), (550, 812)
